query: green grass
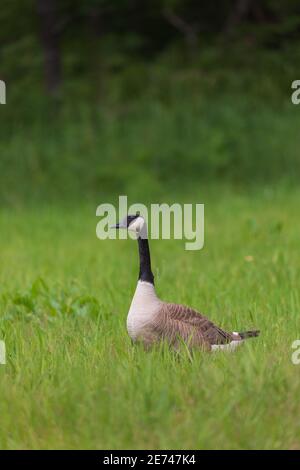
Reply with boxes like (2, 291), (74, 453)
(0, 184), (300, 449)
(1, 41), (300, 449)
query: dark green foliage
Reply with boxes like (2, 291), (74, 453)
(0, 278), (102, 322)
(0, 86), (299, 206)
(0, 1), (300, 205)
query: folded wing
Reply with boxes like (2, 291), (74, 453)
(151, 302), (234, 349)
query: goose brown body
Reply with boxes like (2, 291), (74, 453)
(155, 302), (236, 350)
(127, 281), (250, 351)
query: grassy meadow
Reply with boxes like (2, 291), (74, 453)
(3, 0), (300, 453)
(1, 48), (300, 447)
(0, 179), (300, 449)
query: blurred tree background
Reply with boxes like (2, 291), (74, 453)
(0, 0), (300, 205)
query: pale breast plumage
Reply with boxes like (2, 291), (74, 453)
(127, 281), (162, 341)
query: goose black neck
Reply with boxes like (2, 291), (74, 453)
(137, 237), (154, 285)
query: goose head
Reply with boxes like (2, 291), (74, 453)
(112, 212), (147, 236)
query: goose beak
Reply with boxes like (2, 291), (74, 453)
(110, 222), (126, 229)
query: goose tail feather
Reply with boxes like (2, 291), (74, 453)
(238, 330), (260, 339)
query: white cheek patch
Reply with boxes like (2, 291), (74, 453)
(128, 217), (147, 239)
(128, 217), (142, 231)
(128, 222), (137, 232)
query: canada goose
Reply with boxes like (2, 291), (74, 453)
(113, 213), (259, 351)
